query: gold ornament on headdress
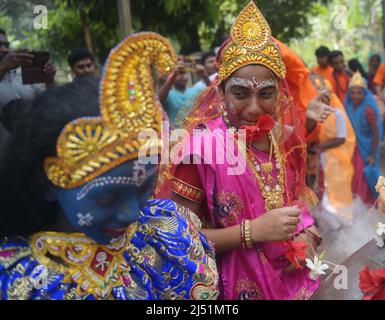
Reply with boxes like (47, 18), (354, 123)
(218, 1), (286, 82)
(45, 33), (177, 189)
(349, 72), (367, 89)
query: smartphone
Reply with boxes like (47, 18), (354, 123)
(21, 51), (50, 84)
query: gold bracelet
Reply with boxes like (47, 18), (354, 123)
(244, 220), (253, 249)
(240, 221), (246, 249)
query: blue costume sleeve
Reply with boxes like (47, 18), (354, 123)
(0, 199), (218, 300)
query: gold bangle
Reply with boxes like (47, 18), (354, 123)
(240, 220), (247, 249)
(244, 220), (253, 249)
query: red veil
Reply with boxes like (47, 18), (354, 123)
(156, 38), (317, 211)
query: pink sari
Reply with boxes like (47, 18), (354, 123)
(182, 116), (319, 300)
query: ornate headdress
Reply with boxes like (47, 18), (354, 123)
(217, 1), (286, 82)
(349, 71), (367, 89)
(45, 33), (177, 189)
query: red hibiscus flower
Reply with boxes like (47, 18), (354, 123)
(241, 114), (275, 144)
(359, 266), (385, 300)
(283, 240), (308, 270)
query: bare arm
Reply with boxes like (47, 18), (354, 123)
(0, 49), (33, 81)
(158, 72), (176, 105)
(158, 61), (185, 105)
(172, 193), (301, 254)
(172, 193), (242, 253)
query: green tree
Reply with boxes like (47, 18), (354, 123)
(1, 0), (333, 76)
(290, 0), (383, 69)
(1, 0), (331, 56)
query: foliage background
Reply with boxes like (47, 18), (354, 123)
(0, 0), (383, 79)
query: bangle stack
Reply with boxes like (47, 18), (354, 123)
(240, 220), (253, 249)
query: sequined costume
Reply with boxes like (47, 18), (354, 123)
(0, 200), (217, 300)
(0, 32), (218, 300)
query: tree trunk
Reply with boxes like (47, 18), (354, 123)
(117, 0), (133, 38)
(382, 0), (385, 49)
(78, 1), (94, 54)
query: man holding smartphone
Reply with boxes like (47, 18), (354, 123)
(0, 28), (56, 109)
(158, 56), (202, 126)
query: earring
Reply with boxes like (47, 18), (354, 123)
(217, 91), (227, 116)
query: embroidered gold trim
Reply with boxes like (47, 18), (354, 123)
(171, 177), (204, 203)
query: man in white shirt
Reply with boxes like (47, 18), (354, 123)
(0, 28), (56, 109)
(0, 28), (56, 152)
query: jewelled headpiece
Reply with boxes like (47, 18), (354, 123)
(349, 72), (367, 89)
(45, 33), (177, 189)
(218, 1), (286, 82)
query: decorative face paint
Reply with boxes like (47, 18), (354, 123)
(50, 156), (158, 245)
(77, 212), (94, 227)
(76, 165), (158, 201)
(225, 77), (276, 92)
(229, 101), (237, 113)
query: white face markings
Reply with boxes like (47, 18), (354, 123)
(225, 77), (277, 93)
(76, 161), (158, 201)
(229, 101), (237, 113)
(77, 212), (94, 227)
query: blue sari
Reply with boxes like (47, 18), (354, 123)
(345, 88), (383, 197)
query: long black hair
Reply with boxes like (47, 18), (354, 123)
(0, 76), (100, 238)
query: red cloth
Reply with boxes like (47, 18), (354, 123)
(173, 162), (212, 227)
(274, 39), (321, 142)
(351, 146), (377, 205)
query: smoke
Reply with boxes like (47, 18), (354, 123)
(313, 196), (383, 264)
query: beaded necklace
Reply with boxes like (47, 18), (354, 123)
(223, 113), (286, 211)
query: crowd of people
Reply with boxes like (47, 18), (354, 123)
(0, 1), (384, 300)
(309, 46), (383, 217)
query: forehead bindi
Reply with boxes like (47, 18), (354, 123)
(226, 65), (276, 92)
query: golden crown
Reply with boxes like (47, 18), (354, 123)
(45, 33), (177, 189)
(218, 1), (286, 81)
(349, 71), (367, 89)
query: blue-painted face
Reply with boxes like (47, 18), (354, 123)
(50, 157), (158, 245)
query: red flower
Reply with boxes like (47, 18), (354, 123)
(359, 266), (385, 300)
(241, 114), (275, 144)
(283, 240), (308, 269)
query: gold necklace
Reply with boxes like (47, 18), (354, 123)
(222, 112), (285, 211)
(254, 136), (274, 183)
(247, 132), (285, 211)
